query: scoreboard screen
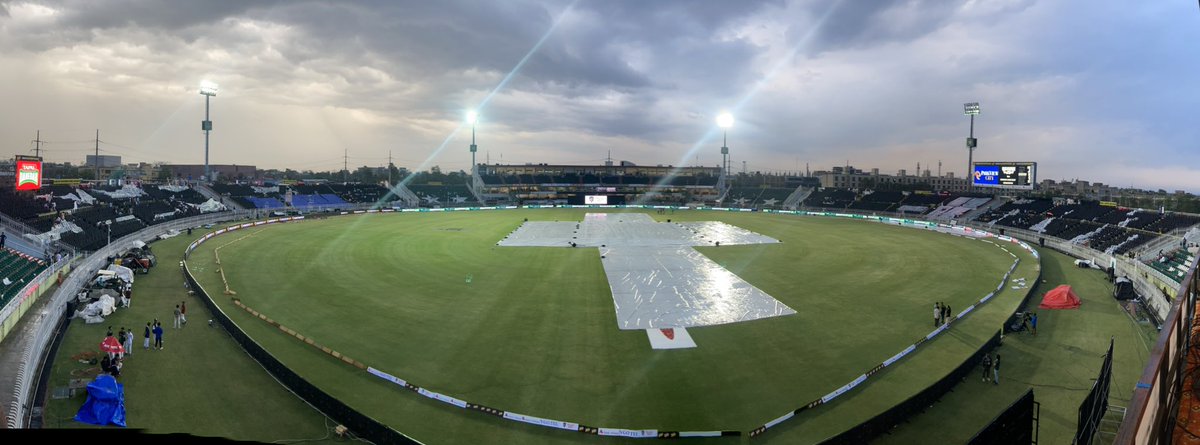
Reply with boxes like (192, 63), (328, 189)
(972, 162), (1036, 190)
(15, 155), (42, 191)
(569, 194), (626, 205)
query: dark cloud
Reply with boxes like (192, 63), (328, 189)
(797, 0), (958, 52)
(2, 0), (1198, 191)
(47, 0), (283, 31)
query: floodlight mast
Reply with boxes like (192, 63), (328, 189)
(964, 102), (980, 193)
(200, 81), (219, 183)
(717, 112), (734, 175)
(466, 110), (478, 175)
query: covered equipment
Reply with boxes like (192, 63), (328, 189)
(73, 374), (127, 427)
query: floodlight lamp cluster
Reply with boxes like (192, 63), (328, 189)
(199, 80), (219, 96)
(716, 112), (734, 129)
(963, 102), (980, 115)
(466, 110), (478, 125)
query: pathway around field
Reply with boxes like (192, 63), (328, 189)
(499, 213), (796, 336)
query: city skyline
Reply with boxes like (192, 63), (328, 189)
(2, 1), (1198, 192)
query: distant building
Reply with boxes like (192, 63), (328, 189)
(814, 165), (971, 192)
(85, 155), (122, 168)
(167, 164), (259, 182)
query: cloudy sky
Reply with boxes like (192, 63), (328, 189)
(2, 0), (1198, 191)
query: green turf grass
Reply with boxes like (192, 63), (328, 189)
(186, 209), (1036, 444)
(42, 233), (339, 443)
(874, 248), (1157, 444)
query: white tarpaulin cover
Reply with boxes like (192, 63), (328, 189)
(104, 264), (135, 284)
(603, 246), (794, 329)
(96, 185), (145, 199)
(500, 213), (794, 330)
(77, 295), (117, 322)
(500, 213), (779, 247)
(195, 199), (227, 213)
(75, 189), (96, 204)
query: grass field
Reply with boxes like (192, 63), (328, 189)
(182, 209), (1038, 443)
(876, 248), (1158, 444)
(42, 234), (341, 442)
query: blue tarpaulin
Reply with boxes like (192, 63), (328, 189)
(74, 374), (126, 427)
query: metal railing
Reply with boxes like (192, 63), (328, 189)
(1114, 260), (1197, 444)
(0, 211), (42, 237)
(5, 210), (250, 428)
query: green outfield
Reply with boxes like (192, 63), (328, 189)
(179, 209), (1037, 443)
(41, 234), (337, 442)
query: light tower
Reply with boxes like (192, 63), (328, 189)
(466, 110), (478, 175)
(717, 112), (734, 175)
(964, 102), (980, 192)
(199, 80), (219, 182)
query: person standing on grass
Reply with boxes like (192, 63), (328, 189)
(992, 353), (1001, 384)
(103, 330), (117, 360)
(143, 322), (151, 350)
(180, 301), (187, 325)
(1030, 313), (1038, 336)
(122, 326), (133, 357)
(934, 302), (941, 327)
(153, 321), (164, 350)
(174, 305), (182, 329)
(116, 328), (126, 359)
(943, 304), (951, 325)
(981, 354), (992, 382)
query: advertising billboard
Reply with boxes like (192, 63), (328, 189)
(972, 162), (1036, 190)
(15, 155), (42, 191)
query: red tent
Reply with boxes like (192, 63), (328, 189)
(1038, 285), (1082, 309)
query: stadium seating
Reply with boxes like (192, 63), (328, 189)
(802, 188), (856, 209)
(244, 196), (286, 209)
(1149, 248), (1197, 282)
(406, 184), (478, 206)
(724, 187), (795, 207)
(0, 249), (48, 310)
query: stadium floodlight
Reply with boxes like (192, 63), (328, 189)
(199, 80), (219, 183)
(466, 110), (479, 174)
(964, 102), (979, 192)
(199, 80), (219, 97)
(716, 112), (734, 175)
(716, 112), (734, 129)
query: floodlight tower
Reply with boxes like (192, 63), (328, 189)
(717, 112), (734, 175)
(199, 80), (219, 183)
(964, 102), (980, 192)
(466, 110), (478, 175)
